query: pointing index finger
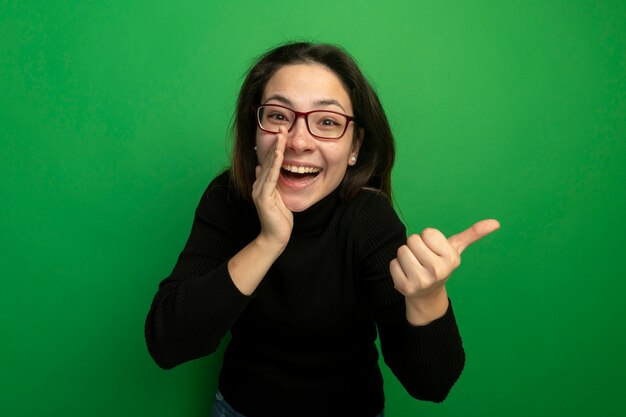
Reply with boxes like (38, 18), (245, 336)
(448, 219), (500, 255)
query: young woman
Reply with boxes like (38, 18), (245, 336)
(145, 41), (499, 417)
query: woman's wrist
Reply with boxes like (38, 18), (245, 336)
(227, 235), (286, 296)
(404, 286), (449, 326)
(255, 232), (289, 256)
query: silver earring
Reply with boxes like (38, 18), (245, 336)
(254, 146), (257, 151)
(350, 156), (357, 162)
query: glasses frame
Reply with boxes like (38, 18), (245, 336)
(254, 104), (356, 140)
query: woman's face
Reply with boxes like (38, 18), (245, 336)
(255, 63), (360, 212)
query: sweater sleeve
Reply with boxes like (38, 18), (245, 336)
(144, 173), (254, 369)
(356, 192), (466, 402)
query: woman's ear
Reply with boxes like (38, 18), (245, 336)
(349, 128), (364, 165)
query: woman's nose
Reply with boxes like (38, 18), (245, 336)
(286, 118), (315, 152)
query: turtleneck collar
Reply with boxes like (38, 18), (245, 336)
(291, 188), (341, 236)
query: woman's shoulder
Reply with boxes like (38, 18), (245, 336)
(194, 169), (257, 232)
(201, 170), (242, 202)
(342, 188), (406, 257)
(205, 169), (232, 192)
(342, 187), (401, 228)
(347, 187), (394, 211)
(196, 169), (250, 213)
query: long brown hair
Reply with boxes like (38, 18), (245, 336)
(230, 41), (395, 202)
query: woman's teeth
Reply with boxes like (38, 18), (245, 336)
(282, 164), (320, 174)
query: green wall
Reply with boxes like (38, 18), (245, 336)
(2, 1), (625, 416)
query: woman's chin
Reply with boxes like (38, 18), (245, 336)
(282, 197), (312, 213)
(278, 182), (316, 213)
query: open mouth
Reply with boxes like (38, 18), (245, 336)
(280, 164), (321, 182)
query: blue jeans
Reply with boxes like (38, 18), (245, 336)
(210, 390), (385, 417)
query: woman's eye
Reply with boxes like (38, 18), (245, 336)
(268, 112), (289, 122)
(320, 117), (340, 126)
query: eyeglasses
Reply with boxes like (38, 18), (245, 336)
(254, 104), (355, 140)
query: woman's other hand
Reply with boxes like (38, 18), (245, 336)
(390, 219), (500, 325)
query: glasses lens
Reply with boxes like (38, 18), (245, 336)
(308, 111), (348, 139)
(257, 105), (294, 133)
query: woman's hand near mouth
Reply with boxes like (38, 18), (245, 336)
(227, 127), (294, 295)
(252, 126), (294, 251)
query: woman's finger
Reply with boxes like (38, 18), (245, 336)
(252, 139), (277, 199)
(448, 219), (500, 255)
(396, 244), (426, 281)
(406, 234), (438, 273)
(420, 228), (461, 272)
(257, 139), (277, 184)
(389, 258), (410, 294)
(263, 128), (286, 191)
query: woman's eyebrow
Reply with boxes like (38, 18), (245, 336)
(263, 94), (293, 106)
(263, 95), (347, 112)
(314, 99), (346, 112)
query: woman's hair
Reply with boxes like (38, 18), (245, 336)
(230, 41), (396, 202)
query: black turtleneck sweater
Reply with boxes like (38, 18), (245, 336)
(145, 171), (465, 417)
